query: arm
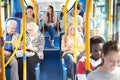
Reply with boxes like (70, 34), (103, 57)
(35, 34), (44, 53)
(45, 13), (50, 26)
(53, 13), (57, 25)
(61, 35), (69, 52)
(76, 58), (87, 80)
(4, 50), (12, 56)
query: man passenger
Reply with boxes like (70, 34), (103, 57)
(4, 20), (19, 80)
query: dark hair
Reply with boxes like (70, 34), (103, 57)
(102, 40), (120, 56)
(27, 5), (33, 10)
(90, 36), (105, 53)
(60, 5), (65, 20)
(26, 5), (34, 18)
(74, 4), (82, 10)
(47, 5), (54, 23)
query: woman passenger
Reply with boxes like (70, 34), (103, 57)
(87, 41), (120, 80)
(17, 22), (44, 80)
(61, 23), (83, 80)
(58, 5), (65, 32)
(45, 5), (57, 48)
(26, 22), (44, 80)
(26, 6), (34, 23)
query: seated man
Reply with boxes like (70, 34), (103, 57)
(76, 36), (105, 80)
(4, 20), (19, 80)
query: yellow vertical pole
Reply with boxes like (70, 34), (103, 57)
(0, 1), (6, 80)
(93, 4), (96, 20)
(31, 0), (37, 23)
(20, 0), (26, 80)
(85, 0), (92, 70)
(73, 0), (78, 63)
(7, 0), (10, 18)
(63, 0), (69, 33)
(93, 4), (96, 36)
(107, 0), (112, 41)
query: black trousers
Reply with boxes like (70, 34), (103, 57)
(17, 54), (42, 80)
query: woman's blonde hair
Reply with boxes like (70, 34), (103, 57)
(27, 22), (39, 32)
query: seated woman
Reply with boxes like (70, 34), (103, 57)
(45, 5), (57, 48)
(17, 22), (44, 80)
(61, 23), (84, 80)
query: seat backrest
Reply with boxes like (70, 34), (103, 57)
(6, 17), (21, 34)
(15, 12), (22, 19)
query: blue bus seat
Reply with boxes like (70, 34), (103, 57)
(15, 12), (22, 19)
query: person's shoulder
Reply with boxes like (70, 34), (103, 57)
(77, 15), (83, 19)
(13, 32), (19, 36)
(87, 69), (99, 80)
(78, 56), (86, 62)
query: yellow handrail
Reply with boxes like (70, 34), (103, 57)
(63, 0), (69, 33)
(5, 40), (21, 67)
(107, 0), (112, 41)
(85, 0), (92, 70)
(5, 40), (20, 44)
(7, 1), (10, 18)
(20, 0), (27, 80)
(73, 0), (78, 63)
(0, 1), (6, 80)
(31, 0), (37, 23)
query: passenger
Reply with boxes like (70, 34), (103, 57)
(26, 5), (34, 23)
(61, 23), (83, 80)
(76, 36), (105, 80)
(58, 5), (65, 32)
(78, 3), (84, 17)
(17, 22), (44, 80)
(36, 4), (44, 30)
(4, 20), (19, 80)
(58, 5), (65, 22)
(26, 22), (44, 80)
(45, 5), (57, 48)
(87, 40), (120, 80)
(61, 4), (83, 33)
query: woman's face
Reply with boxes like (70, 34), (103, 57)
(26, 8), (33, 17)
(47, 6), (52, 13)
(61, 5), (64, 12)
(68, 24), (75, 35)
(103, 51), (120, 72)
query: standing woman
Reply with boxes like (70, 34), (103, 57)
(59, 5), (65, 32)
(87, 41), (120, 80)
(61, 23), (84, 80)
(26, 6), (34, 23)
(45, 5), (57, 48)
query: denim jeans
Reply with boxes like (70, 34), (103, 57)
(46, 24), (56, 41)
(64, 53), (75, 80)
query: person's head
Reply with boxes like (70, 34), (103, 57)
(90, 36), (105, 61)
(102, 41), (120, 72)
(26, 5), (34, 18)
(73, 4), (82, 14)
(27, 22), (39, 36)
(47, 5), (54, 14)
(66, 23), (75, 36)
(61, 5), (65, 12)
(6, 20), (17, 35)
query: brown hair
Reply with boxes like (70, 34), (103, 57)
(102, 40), (120, 56)
(46, 5), (55, 23)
